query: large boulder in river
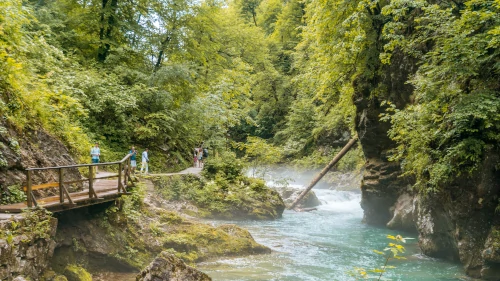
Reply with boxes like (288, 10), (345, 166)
(274, 186), (321, 208)
(136, 251), (211, 281)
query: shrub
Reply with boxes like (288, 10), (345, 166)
(0, 185), (27, 205)
(202, 151), (244, 182)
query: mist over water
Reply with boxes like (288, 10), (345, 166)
(199, 168), (469, 281)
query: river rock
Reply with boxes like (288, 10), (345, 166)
(386, 193), (417, 233)
(151, 175), (285, 220)
(136, 251), (211, 281)
(274, 186), (321, 208)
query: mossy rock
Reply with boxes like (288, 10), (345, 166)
(151, 175), (285, 220)
(162, 222), (270, 263)
(63, 265), (92, 281)
(52, 182), (272, 276)
(137, 251), (212, 281)
(41, 270), (68, 281)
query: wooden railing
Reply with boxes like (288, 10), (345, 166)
(24, 153), (136, 208)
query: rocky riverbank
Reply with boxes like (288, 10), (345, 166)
(0, 174), (285, 280)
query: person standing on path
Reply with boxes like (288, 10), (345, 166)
(197, 147), (203, 168)
(202, 147), (208, 163)
(140, 148), (149, 175)
(90, 142), (100, 174)
(193, 147), (199, 168)
(129, 146), (137, 174)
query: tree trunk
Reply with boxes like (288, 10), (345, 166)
(288, 137), (358, 210)
(154, 36), (171, 71)
(98, 0), (118, 62)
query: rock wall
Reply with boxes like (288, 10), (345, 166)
(353, 49), (416, 226)
(0, 212), (58, 280)
(352, 34), (500, 281)
(0, 121), (82, 201)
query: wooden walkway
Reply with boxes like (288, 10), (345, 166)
(0, 154), (136, 214)
(0, 160), (202, 214)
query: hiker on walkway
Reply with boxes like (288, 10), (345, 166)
(140, 148), (149, 175)
(193, 147), (199, 168)
(203, 147), (209, 161)
(129, 146), (137, 174)
(90, 142), (100, 174)
(197, 147), (203, 168)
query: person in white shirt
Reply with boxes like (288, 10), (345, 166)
(140, 148), (149, 174)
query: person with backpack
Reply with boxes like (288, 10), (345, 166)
(129, 146), (137, 174)
(203, 147), (208, 160)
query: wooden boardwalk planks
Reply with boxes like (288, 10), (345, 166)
(0, 177), (124, 213)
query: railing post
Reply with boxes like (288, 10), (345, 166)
(26, 170), (32, 208)
(89, 165), (94, 199)
(118, 163), (122, 193)
(124, 158), (129, 188)
(58, 168), (64, 203)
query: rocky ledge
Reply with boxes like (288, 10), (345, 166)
(51, 180), (271, 276)
(137, 251), (211, 281)
(151, 174), (285, 220)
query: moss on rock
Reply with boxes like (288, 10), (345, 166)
(137, 251), (211, 281)
(63, 265), (92, 281)
(52, 182), (271, 275)
(41, 270), (68, 281)
(151, 174), (285, 220)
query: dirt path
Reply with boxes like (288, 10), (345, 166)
(147, 167), (202, 177)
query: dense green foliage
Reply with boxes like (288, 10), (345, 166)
(153, 153), (285, 219)
(381, 0), (500, 192)
(152, 172), (285, 220)
(2, 0), (497, 188)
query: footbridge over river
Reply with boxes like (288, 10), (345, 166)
(0, 154), (138, 214)
(0, 154), (203, 214)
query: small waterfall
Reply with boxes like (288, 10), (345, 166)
(314, 189), (362, 214)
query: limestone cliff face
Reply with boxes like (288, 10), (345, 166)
(0, 121), (82, 201)
(353, 47), (500, 280)
(353, 49), (416, 226)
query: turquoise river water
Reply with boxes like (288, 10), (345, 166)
(99, 186), (471, 280)
(197, 188), (471, 281)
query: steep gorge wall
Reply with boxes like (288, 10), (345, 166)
(352, 25), (500, 281)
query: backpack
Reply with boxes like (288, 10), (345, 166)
(203, 148), (208, 158)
